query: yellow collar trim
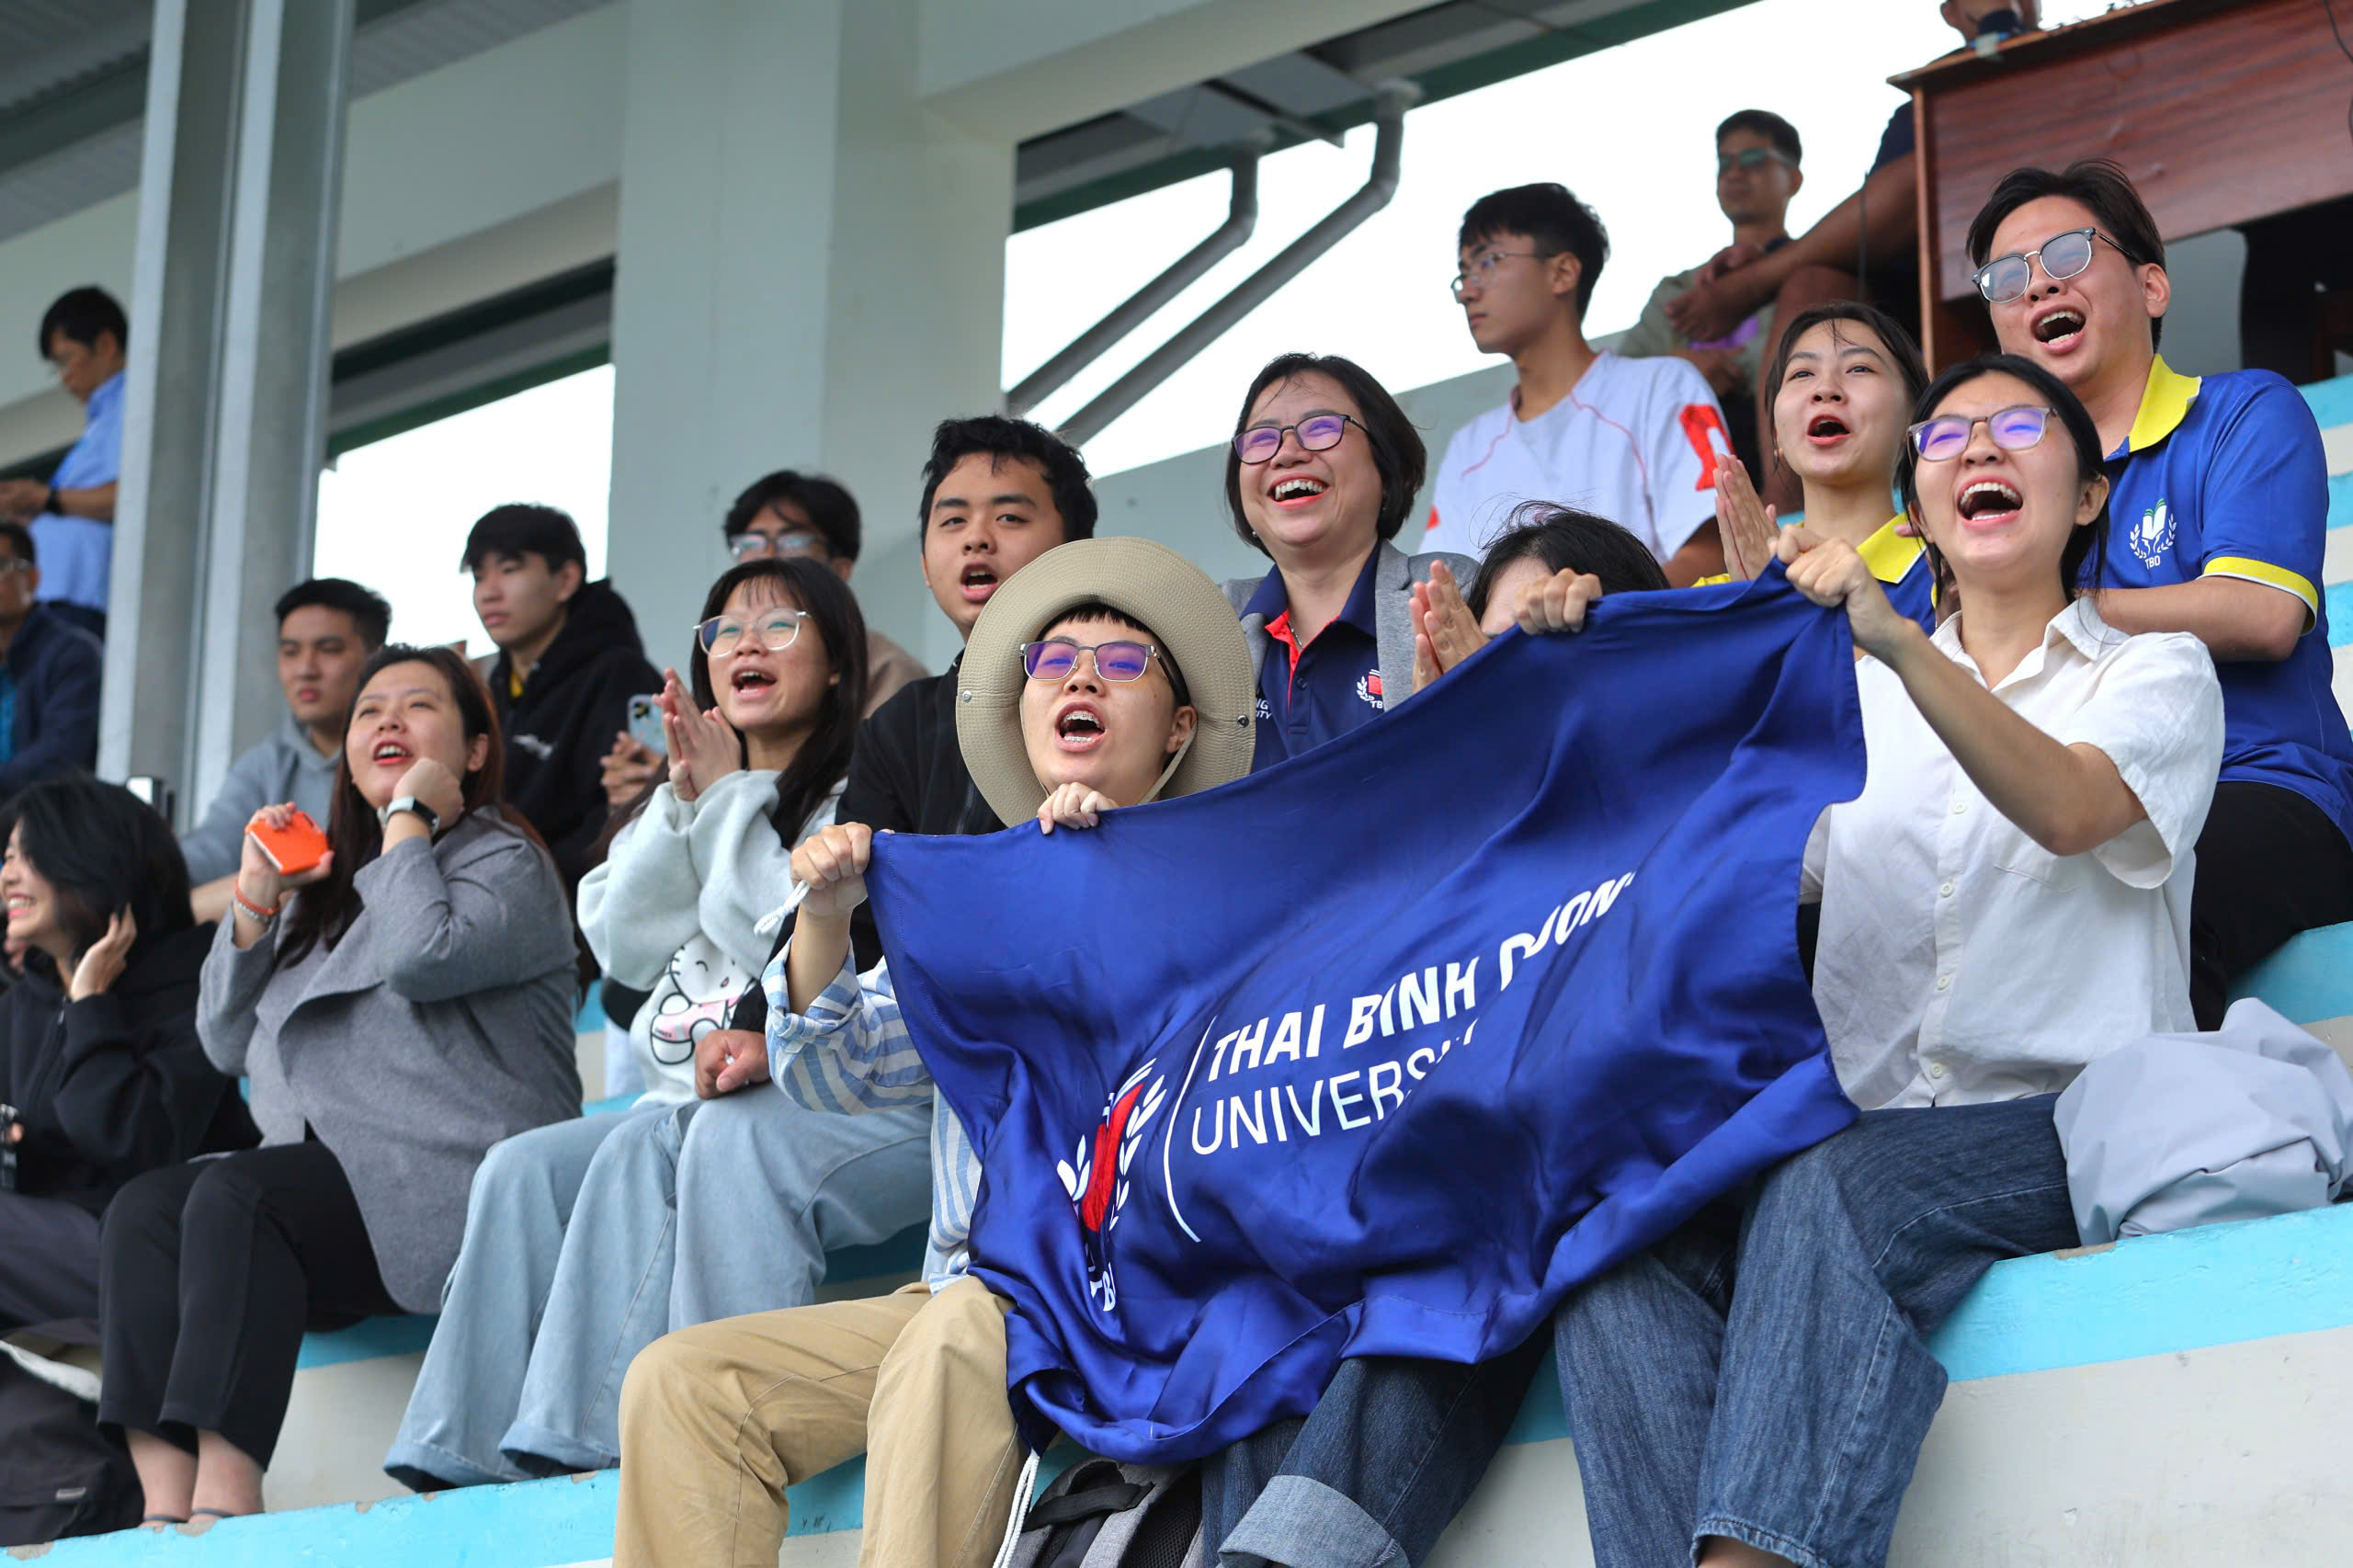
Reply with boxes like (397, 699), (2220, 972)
(1856, 517), (1923, 585)
(2122, 354), (2201, 455)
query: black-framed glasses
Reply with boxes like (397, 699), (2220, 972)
(730, 529), (829, 561)
(1233, 414), (1360, 465)
(1020, 638), (1159, 683)
(1971, 227), (2128, 304)
(694, 607), (806, 656)
(1907, 405), (2054, 461)
(1449, 248), (1555, 301)
(1717, 146), (1796, 175)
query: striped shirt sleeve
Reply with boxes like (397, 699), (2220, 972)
(763, 945), (938, 1113)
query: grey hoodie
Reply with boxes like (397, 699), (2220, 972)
(180, 713), (341, 885)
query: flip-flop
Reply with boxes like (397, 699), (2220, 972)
(141, 1515), (187, 1528)
(189, 1508), (244, 1522)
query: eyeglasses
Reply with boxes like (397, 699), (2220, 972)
(0, 559), (31, 576)
(730, 530), (829, 561)
(1020, 638), (1160, 683)
(1907, 404), (2055, 461)
(1233, 414), (1359, 464)
(1449, 249), (1555, 301)
(693, 607), (806, 656)
(1717, 147), (1796, 175)
(1971, 228), (2129, 304)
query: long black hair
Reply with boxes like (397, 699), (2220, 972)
(1896, 353), (2112, 601)
(1223, 352), (1428, 556)
(0, 776), (194, 981)
(605, 557), (869, 850)
(278, 643), (544, 971)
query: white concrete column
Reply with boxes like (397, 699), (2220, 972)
(605, 0), (1011, 676)
(104, 0), (353, 812)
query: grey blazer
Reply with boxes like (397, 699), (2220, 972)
(1222, 540), (1479, 715)
(199, 812), (582, 1312)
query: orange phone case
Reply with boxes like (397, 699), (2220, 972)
(249, 810), (328, 876)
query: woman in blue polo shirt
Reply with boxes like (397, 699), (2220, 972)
(1711, 301), (1938, 630)
(1219, 352), (1472, 769)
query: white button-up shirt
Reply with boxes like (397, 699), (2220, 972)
(1804, 598), (2223, 1112)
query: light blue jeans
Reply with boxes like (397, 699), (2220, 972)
(383, 1085), (932, 1489)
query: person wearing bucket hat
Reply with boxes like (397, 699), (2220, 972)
(608, 538), (1251, 1568)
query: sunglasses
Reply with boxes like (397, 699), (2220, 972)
(1717, 146), (1796, 175)
(1233, 414), (1359, 464)
(693, 607), (806, 656)
(1907, 404), (2054, 461)
(1971, 227), (2130, 305)
(1020, 638), (1161, 683)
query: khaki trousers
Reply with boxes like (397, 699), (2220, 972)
(612, 1278), (1021, 1568)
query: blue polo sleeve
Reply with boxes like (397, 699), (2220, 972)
(2193, 376), (2328, 631)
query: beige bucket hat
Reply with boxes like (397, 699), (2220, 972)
(955, 536), (1256, 825)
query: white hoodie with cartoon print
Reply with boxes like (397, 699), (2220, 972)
(577, 769), (839, 1104)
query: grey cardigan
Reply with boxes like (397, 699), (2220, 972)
(1222, 540), (1478, 713)
(199, 812), (581, 1312)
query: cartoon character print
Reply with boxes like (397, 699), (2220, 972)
(1055, 1061), (1169, 1313)
(2129, 499), (2177, 569)
(645, 934), (756, 1067)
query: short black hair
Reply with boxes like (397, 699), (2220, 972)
(38, 287), (127, 360)
(1222, 352), (1428, 556)
(1896, 353), (2111, 600)
(0, 775), (194, 971)
(916, 416), (1097, 543)
(1459, 184), (1608, 317)
(275, 577), (392, 649)
(0, 521), (33, 566)
(724, 471), (861, 561)
(1716, 109), (1801, 164)
(459, 503), (587, 574)
(1467, 504), (1669, 621)
(1965, 159), (2165, 348)
(1046, 600), (1191, 709)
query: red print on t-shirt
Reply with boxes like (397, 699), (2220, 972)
(1678, 404), (1733, 490)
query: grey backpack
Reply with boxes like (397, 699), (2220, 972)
(1000, 1457), (1203, 1568)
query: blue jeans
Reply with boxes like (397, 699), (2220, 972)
(1552, 1096), (2078, 1568)
(386, 1087), (930, 1489)
(1200, 1340), (1546, 1568)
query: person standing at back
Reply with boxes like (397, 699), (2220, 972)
(0, 288), (126, 641)
(1425, 183), (1731, 584)
(464, 504), (660, 898)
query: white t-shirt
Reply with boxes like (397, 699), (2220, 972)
(1423, 351), (1730, 562)
(1803, 599), (2223, 1112)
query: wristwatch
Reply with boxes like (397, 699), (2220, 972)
(377, 795), (441, 835)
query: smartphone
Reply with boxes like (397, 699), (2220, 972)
(627, 692), (666, 754)
(248, 810), (330, 876)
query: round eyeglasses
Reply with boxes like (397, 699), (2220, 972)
(1907, 405), (2054, 461)
(1233, 414), (1359, 465)
(1449, 248), (1554, 301)
(694, 607), (806, 656)
(730, 529), (829, 561)
(1020, 638), (1160, 683)
(1971, 227), (2128, 305)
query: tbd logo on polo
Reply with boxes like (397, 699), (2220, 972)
(1057, 1060), (1169, 1312)
(2130, 498), (2176, 568)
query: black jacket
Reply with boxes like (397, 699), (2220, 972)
(725, 665), (998, 1035)
(489, 579), (662, 895)
(0, 605), (100, 800)
(2, 924), (257, 1214)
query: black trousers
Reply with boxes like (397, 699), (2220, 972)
(2188, 780), (2353, 1029)
(96, 1142), (399, 1467)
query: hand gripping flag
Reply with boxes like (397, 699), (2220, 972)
(865, 573), (1867, 1462)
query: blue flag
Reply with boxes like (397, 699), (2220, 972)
(866, 573), (1867, 1462)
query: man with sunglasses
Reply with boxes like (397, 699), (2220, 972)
(1968, 159), (2353, 1028)
(1426, 183), (1731, 585)
(1619, 110), (1803, 484)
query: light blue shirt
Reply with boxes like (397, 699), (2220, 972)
(35, 370), (122, 616)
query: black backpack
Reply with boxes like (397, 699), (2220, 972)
(1003, 1458), (1203, 1568)
(0, 1328), (142, 1548)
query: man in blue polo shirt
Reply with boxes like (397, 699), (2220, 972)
(0, 288), (126, 642)
(1968, 160), (2353, 1027)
